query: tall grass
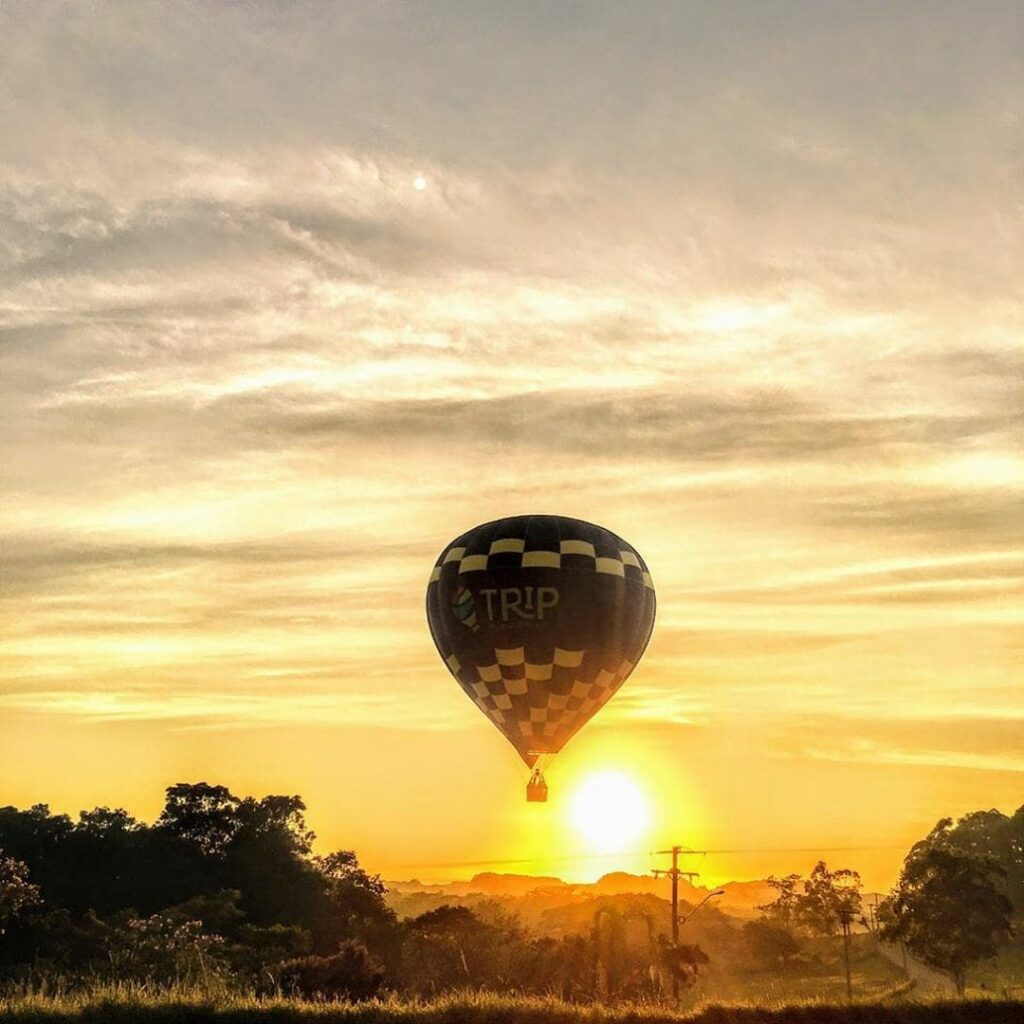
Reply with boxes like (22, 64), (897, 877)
(1, 987), (1023, 1024)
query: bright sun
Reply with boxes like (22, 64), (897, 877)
(568, 770), (651, 854)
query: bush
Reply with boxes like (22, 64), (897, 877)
(276, 940), (384, 1001)
(743, 920), (801, 969)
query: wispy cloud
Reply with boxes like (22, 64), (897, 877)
(0, 688), (460, 731)
(775, 713), (1024, 776)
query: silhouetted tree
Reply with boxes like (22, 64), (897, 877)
(401, 905), (494, 993)
(917, 809), (1024, 917)
(759, 862), (861, 937)
(311, 850), (395, 954)
(159, 783), (241, 857)
(0, 784), (396, 986)
(505, 933), (596, 1000)
(64, 808), (144, 916)
(880, 824), (1013, 995)
(798, 862), (862, 937)
(758, 873), (802, 929)
(0, 805), (74, 905)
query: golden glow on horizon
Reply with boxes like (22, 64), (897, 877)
(568, 770), (652, 855)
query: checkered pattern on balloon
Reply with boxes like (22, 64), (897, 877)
(426, 516), (656, 798)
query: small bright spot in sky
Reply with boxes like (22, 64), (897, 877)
(413, 176), (427, 191)
(569, 769), (651, 854)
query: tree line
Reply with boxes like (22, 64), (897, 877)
(1, 784), (1020, 1000)
(0, 782), (701, 999)
(748, 809), (1021, 995)
(877, 813), (1019, 994)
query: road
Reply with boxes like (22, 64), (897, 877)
(878, 941), (958, 998)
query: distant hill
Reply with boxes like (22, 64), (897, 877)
(387, 872), (564, 897)
(384, 870), (775, 925)
(590, 871), (775, 917)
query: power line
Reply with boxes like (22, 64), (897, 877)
(688, 845), (908, 855)
(391, 843), (908, 872)
(393, 850), (649, 871)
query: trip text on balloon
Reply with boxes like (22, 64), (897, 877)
(478, 587), (559, 621)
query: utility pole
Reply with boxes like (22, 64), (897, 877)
(839, 905), (853, 1003)
(835, 877), (858, 1004)
(652, 845), (702, 1002)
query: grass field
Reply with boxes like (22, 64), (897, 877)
(680, 934), (907, 1008)
(2, 989), (1024, 1024)
(962, 943), (1024, 1000)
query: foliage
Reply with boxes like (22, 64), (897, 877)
(914, 809), (1024, 918)
(742, 920), (801, 969)
(0, 785), (393, 994)
(656, 938), (708, 991)
(6, 784), (1019, 1005)
(0, 854), (40, 935)
(159, 785), (243, 858)
(504, 934), (596, 1001)
(759, 861), (862, 937)
(159, 890), (311, 983)
(758, 875), (802, 931)
(91, 912), (229, 986)
(880, 822), (1014, 995)
(399, 906), (523, 995)
(278, 942), (385, 1001)
(8, 788), (686, 1000)
(586, 901), (708, 1000)
(798, 863), (862, 938)
(313, 853), (394, 958)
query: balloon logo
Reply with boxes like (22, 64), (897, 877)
(426, 515), (656, 801)
(451, 586), (479, 631)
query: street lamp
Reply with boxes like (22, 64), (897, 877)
(660, 889), (724, 1003)
(679, 889), (725, 925)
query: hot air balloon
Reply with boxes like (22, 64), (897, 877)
(425, 515), (656, 801)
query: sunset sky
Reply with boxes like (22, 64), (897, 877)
(2, 2), (1022, 893)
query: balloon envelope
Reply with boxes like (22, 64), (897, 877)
(426, 515), (656, 766)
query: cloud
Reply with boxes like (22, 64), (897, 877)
(819, 492), (1024, 545)
(0, 534), (423, 592)
(0, 182), (473, 286)
(0, 688), (460, 731)
(775, 713), (1024, 775)
(263, 390), (1017, 461)
(672, 552), (1024, 606)
(12, 379), (1018, 467)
